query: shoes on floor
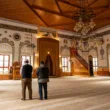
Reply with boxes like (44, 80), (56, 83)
(21, 98), (25, 101)
(38, 98), (43, 100)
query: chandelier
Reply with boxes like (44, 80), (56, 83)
(73, 0), (96, 35)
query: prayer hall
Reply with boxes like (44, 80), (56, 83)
(0, 0), (110, 110)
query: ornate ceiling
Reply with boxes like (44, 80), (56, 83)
(0, 0), (110, 32)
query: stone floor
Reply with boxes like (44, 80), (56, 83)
(0, 76), (110, 110)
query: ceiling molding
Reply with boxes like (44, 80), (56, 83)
(58, 34), (74, 39)
(32, 4), (73, 19)
(0, 23), (37, 33)
(55, 0), (62, 14)
(50, 22), (75, 27)
(86, 0), (99, 8)
(93, 30), (110, 37)
(23, 0), (48, 26)
(0, 17), (37, 28)
(57, 0), (82, 8)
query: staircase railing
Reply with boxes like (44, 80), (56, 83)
(75, 53), (88, 70)
(70, 47), (88, 70)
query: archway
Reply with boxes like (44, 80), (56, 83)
(89, 47), (98, 76)
(37, 38), (59, 76)
(45, 54), (53, 76)
(19, 40), (34, 66)
(0, 38), (14, 77)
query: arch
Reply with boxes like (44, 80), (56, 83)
(19, 40), (34, 65)
(60, 45), (70, 56)
(21, 45), (33, 55)
(45, 54), (53, 76)
(89, 46), (98, 57)
(0, 38), (14, 62)
(0, 43), (12, 53)
(19, 40), (31, 60)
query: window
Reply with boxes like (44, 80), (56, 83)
(93, 57), (98, 72)
(62, 57), (71, 72)
(0, 55), (10, 74)
(21, 56), (31, 65)
(109, 55), (110, 72)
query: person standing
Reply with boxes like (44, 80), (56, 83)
(36, 61), (49, 100)
(20, 59), (33, 100)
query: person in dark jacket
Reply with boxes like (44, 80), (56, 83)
(20, 59), (33, 100)
(36, 61), (49, 100)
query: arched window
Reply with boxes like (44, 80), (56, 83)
(21, 45), (33, 65)
(89, 49), (98, 72)
(107, 44), (110, 72)
(61, 48), (71, 72)
(0, 43), (12, 74)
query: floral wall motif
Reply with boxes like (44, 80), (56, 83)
(0, 18), (110, 69)
(19, 40), (34, 60)
(0, 24), (37, 62)
(77, 34), (110, 67)
(63, 39), (68, 44)
(59, 38), (72, 55)
(61, 45), (70, 56)
(83, 41), (89, 51)
(0, 43), (12, 53)
(100, 46), (104, 60)
(13, 33), (21, 41)
(0, 38), (14, 62)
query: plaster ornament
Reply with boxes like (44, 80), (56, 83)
(100, 46), (104, 60)
(97, 38), (104, 46)
(13, 33), (21, 41)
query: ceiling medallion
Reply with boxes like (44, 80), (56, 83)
(73, 0), (96, 36)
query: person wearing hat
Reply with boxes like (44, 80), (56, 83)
(36, 61), (49, 100)
(20, 59), (33, 100)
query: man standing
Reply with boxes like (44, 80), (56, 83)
(20, 59), (33, 100)
(37, 61), (49, 100)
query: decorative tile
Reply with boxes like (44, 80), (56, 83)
(100, 46), (104, 60)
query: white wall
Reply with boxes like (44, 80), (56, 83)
(0, 18), (74, 68)
(1, 18), (110, 69)
(0, 19), (37, 67)
(59, 38), (72, 56)
(77, 33), (110, 67)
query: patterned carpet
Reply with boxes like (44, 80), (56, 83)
(0, 76), (110, 110)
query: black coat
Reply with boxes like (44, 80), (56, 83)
(22, 64), (33, 79)
(37, 66), (49, 80)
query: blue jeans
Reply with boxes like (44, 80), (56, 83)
(38, 83), (47, 99)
